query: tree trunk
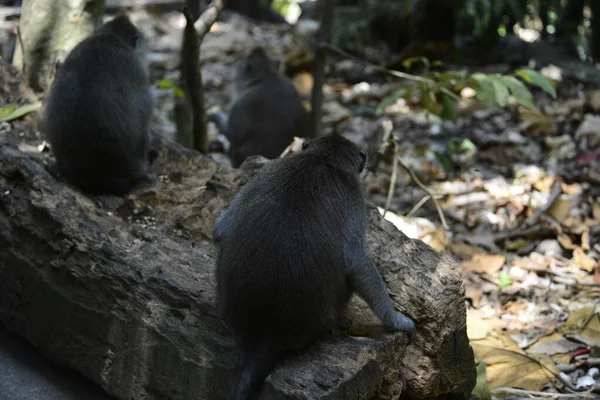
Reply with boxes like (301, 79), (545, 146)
(13, 0), (105, 93)
(0, 134), (475, 399)
(310, 0), (335, 138)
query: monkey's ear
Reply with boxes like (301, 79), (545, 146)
(358, 152), (367, 173)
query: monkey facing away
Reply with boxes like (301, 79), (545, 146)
(42, 14), (152, 196)
(213, 134), (416, 400)
(208, 47), (309, 168)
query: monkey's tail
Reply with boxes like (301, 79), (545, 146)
(230, 345), (279, 400)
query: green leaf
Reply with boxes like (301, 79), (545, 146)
(156, 79), (175, 89)
(0, 104), (17, 119)
(460, 138), (476, 151)
(376, 88), (407, 115)
(431, 60), (445, 68)
(0, 101), (42, 122)
(434, 150), (454, 173)
(516, 68), (557, 99)
(473, 75), (496, 109)
(441, 92), (456, 121)
(440, 87), (462, 101)
(173, 86), (186, 99)
(501, 76), (534, 108)
(421, 84), (441, 116)
(402, 56), (430, 70)
(499, 270), (513, 288)
(472, 362), (492, 400)
(490, 76), (510, 107)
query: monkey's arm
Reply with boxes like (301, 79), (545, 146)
(344, 231), (416, 341)
(213, 208), (233, 243)
(207, 111), (229, 136)
(213, 189), (247, 243)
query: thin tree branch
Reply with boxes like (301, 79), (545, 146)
(194, 0), (227, 39)
(321, 42), (436, 85)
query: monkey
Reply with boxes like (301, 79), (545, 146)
(208, 47), (309, 168)
(213, 133), (416, 400)
(42, 14), (152, 196)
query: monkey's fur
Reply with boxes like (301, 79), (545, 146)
(208, 47), (309, 168)
(214, 134), (416, 400)
(43, 14), (152, 196)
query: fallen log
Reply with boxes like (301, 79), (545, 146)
(0, 137), (475, 399)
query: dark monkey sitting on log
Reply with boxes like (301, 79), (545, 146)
(208, 47), (309, 168)
(213, 134), (416, 400)
(42, 14), (152, 196)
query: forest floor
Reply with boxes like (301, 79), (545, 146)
(1, 7), (600, 400)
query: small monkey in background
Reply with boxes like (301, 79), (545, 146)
(209, 47), (309, 167)
(214, 134), (416, 400)
(42, 14), (152, 196)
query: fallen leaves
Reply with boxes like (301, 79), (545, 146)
(461, 253), (506, 276)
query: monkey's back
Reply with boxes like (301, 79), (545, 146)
(216, 156), (362, 349)
(43, 32), (152, 195)
(227, 75), (308, 167)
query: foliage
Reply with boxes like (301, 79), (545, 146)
(0, 102), (42, 122)
(272, 0), (293, 16)
(376, 58), (557, 123)
(156, 79), (185, 99)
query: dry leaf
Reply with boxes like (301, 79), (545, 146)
(471, 334), (559, 391)
(467, 310), (491, 340)
(465, 286), (483, 308)
(449, 242), (482, 259)
(594, 203), (600, 220)
(461, 253), (506, 275)
(527, 332), (583, 355)
(580, 314), (600, 347)
(582, 229), (590, 251)
(548, 195), (572, 224)
(561, 306), (596, 332)
(557, 234), (576, 250)
(573, 247), (597, 272)
(560, 182), (582, 196)
(518, 107), (554, 135)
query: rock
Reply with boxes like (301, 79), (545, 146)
(0, 137), (474, 399)
(575, 114), (600, 148)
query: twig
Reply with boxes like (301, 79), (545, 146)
(194, 0), (227, 39)
(16, 25), (24, 76)
(521, 179), (562, 229)
(492, 387), (595, 398)
(406, 194), (431, 218)
(321, 42), (436, 85)
(367, 119), (394, 174)
(383, 140), (399, 218)
(396, 155), (449, 230)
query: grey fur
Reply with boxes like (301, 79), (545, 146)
(42, 14), (152, 196)
(214, 134), (415, 400)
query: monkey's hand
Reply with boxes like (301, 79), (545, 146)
(389, 313), (416, 343)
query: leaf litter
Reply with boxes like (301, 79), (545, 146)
(0, 6), (599, 399)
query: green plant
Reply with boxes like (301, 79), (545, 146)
(376, 58), (557, 122)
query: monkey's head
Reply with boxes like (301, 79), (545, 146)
(233, 47), (282, 89)
(96, 14), (144, 49)
(300, 134), (367, 174)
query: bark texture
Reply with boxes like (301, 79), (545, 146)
(13, 0), (105, 92)
(0, 135), (475, 399)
